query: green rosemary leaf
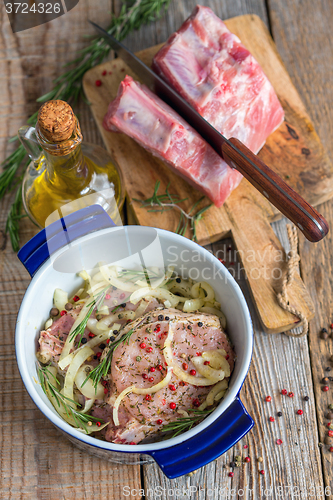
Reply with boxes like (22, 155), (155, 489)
(2, 0), (172, 252)
(6, 185), (25, 253)
(37, 362), (103, 430)
(84, 327), (135, 389)
(69, 286), (109, 344)
(161, 408), (214, 438)
(136, 181), (211, 241)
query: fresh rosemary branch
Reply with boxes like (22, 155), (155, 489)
(5, 182), (28, 252)
(69, 287), (109, 344)
(161, 408), (214, 437)
(134, 181), (213, 241)
(1, 0), (172, 251)
(84, 328), (135, 389)
(38, 363), (104, 432)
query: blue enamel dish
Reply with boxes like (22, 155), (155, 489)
(15, 205), (254, 478)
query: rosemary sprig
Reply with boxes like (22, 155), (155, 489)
(5, 183), (28, 252)
(1, 0), (172, 251)
(84, 328), (135, 389)
(37, 363), (104, 432)
(134, 181), (213, 241)
(69, 286), (109, 344)
(160, 408), (214, 437)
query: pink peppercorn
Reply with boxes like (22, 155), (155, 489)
(104, 388), (108, 394)
(243, 445), (248, 449)
(183, 363), (188, 370)
(281, 389), (288, 395)
(150, 367), (155, 372)
(146, 347), (153, 353)
(190, 370), (196, 376)
(269, 417), (275, 422)
(265, 396), (271, 402)
(156, 419), (163, 425)
(276, 439), (283, 445)
(88, 332), (95, 338)
(192, 398), (201, 407)
(96, 422), (101, 427)
(330, 447), (333, 452)
(142, 374), (148, 380)
(260, 470), (265, 475)
(229, 472), (234, 477)
(204, 361), (210, 365)
(322, 386), (329, 392)
(170, 402), (176, 410)
(244, 457), (250, 462)
(95, 80), (102, 87)
(328, 431), (333, 437)
(105, 294), (111, 300)
(139, 342), (146, 349)
(96, 352), (102, 358)
(157, 364), (163, 371)
(60, 310), (67, 316)
(73, 295), (80, 302)
(288, 392), (294, 398)
(145, 395), (152, 401)
(297, 409), (303, 415)
(148, 377), (154, 382)
(169, 384), (176, 391)
(102, 70), (107, 76)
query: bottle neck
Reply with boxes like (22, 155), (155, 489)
(36, 119), (90, 191)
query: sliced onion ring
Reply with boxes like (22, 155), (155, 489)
(191, 356), (225, 383)
(163, 322), (213, 386)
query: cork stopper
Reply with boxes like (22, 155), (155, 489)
(37, 100), (75, 142)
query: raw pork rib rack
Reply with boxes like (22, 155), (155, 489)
(153, 5), (284, 155)
(103, 75), (242, 207)
(104, 5), (284, 208)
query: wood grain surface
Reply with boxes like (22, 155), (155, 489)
(83, 15), (319, 334)
(1, 0), (333, 499)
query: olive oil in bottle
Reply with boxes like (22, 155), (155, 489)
(19, 100), (125, 227)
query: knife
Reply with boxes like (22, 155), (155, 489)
(90, 21), (329, 243)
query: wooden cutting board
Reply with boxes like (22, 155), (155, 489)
(83, 14), (333, 334)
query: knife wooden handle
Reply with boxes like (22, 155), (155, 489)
(222, 137), (329, 242)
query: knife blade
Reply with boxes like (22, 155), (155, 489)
(90, 21), (329, 242)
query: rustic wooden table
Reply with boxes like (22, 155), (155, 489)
(1, 0), (333, 498)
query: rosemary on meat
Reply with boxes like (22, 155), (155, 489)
(69, 286), (109, 345)
(1, 0), (172, 251)
(134, 181), (213, 241)
(37, 363), (103, 432)
(84, 328), (135, 389)
(161, 408), (214, 437)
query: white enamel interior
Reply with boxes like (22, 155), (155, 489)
(15, 225), (253, 454)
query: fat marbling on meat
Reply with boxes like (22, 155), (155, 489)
(153, 5), (285, 155)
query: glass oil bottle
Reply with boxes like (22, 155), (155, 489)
(19, 100), (125, 227)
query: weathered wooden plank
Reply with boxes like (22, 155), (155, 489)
(0, 0), (328, 499)
(0, 2), (142, 499)
(268, 0), (333, 496)
(142, 230), (324, 499)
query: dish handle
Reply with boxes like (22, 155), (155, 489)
(17, 205), (115, 277)
(148, 397), (253, 479)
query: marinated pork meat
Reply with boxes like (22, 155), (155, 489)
(153, 5), (285, 155)
(37, 290), (159, 364)
(105, 308), (235, 444)
(103, 75), (244, 207)
(37, 286), (235, 445)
